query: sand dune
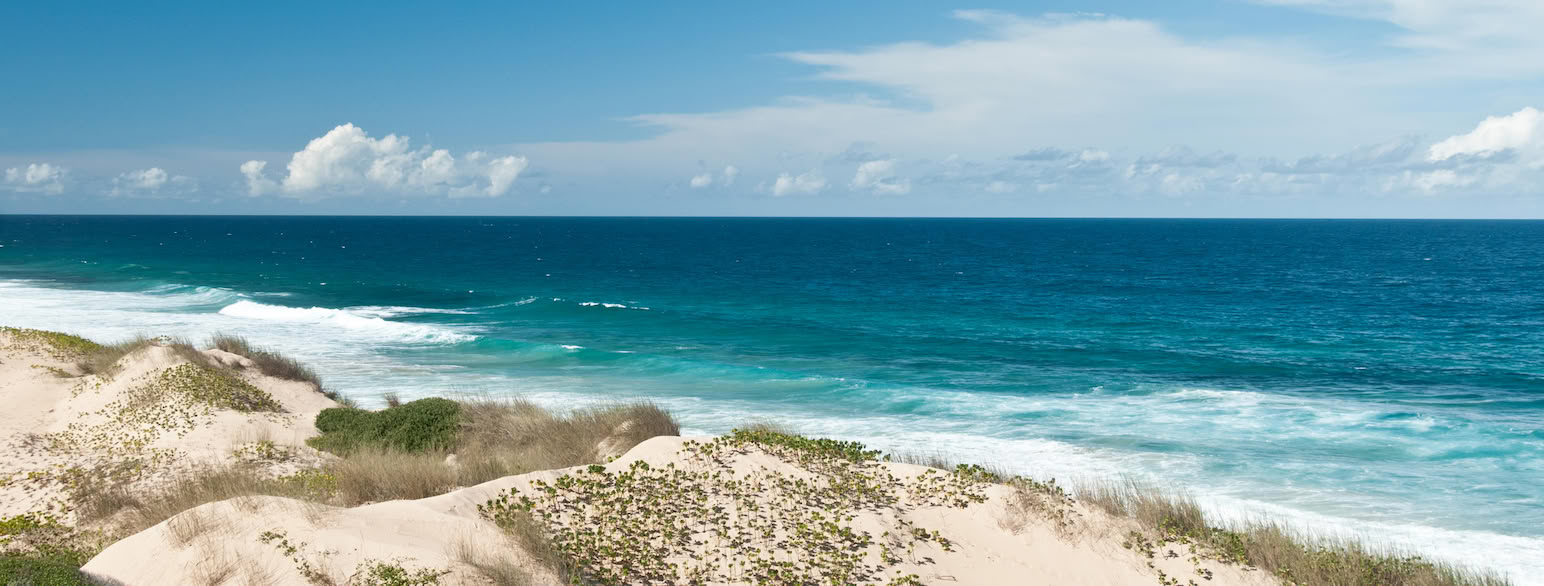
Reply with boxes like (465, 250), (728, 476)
(1, 327), (1401, 585)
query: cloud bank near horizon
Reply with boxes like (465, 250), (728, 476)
(5, 6), (1544, 216)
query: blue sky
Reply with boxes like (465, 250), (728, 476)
(3, 1), (1543, 217)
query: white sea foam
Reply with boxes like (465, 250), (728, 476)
(578, 301), (648, 310)
(218, 300), (475, 344)
(0, 279), (475, 401)
(345, 305), (476, 318)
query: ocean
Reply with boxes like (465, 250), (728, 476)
(2, 215), (1541, 579)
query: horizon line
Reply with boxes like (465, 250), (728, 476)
(3, 213), (1544, 221)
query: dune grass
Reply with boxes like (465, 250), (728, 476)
(1079, 479), (1510, 586)
(209, 333), (323, 388)
(64, 397), (682, 543)
(820, 443), (1511, 586)
(73, 335), (205, 377)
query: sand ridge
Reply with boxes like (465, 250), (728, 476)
(3, 330), (1279, 585)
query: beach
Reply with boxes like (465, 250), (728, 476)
(0, 328), (1311, 585)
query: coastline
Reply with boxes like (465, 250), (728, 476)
(0, 327), (1513, 585)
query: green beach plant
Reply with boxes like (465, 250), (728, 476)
(308, 398), (461, 454)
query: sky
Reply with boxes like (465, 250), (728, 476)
(3, 1), (1544, 218)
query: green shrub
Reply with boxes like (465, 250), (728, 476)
(309, 398), (460, 454)
(0, 552), (90, 586)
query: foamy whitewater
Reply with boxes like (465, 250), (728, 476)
(2, 216), (1540, 580)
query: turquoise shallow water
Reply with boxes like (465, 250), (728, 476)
(2, 216), (1541, 578)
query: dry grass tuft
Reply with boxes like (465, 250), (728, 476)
(496, 509), (580, 584)
(108, 466), (280, 535)
(452, 398), (678, 485)
(76, 335), (203, 377)
(1081, 478), (1209, 537)
(735, 420), (798, 436)
(453, 537), (535, 586)
(191, 542), (238, 586)
(165, 507), (215, 547)
(210, 333), (322, 388)
(330, 447), (456, 505)
(1079, 478), (1509, 586)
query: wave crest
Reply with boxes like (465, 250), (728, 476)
(218, 300), (475, 344)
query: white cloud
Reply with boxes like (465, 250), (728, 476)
(241, 160), (277, 196)
(484, 156), (527, 197)
(689, 173), (713, 188)
(111, 167), (197, 196)
(500, 10), (1544, 210)
(122, 167), (167, 190)
(771, 171), (826, 196)
(985, 180), (1017, 193)
(722, 165), (739, 186)
(1257, 0), (1544, 53)
(240, 123), (528, 198)
(1079, 149), (1111, 163)
(850, 159), (911, 194)
(3, 163), (65, 194)
(1411, 169), (1474, 191)
(1428, 106), (1543, 162)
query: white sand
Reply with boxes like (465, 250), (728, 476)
(2, 330), (1279, 585)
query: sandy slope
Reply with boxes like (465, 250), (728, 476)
(82, 435), (1278, 585)
(3, 331), (1278, 585)
(0, 331), (337, 521)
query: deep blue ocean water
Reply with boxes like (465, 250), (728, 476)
(2, 216), (1541, 577)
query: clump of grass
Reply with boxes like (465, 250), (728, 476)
(110, 466), (277, 534)
(451, 399), (679, 484)
(329, 448), (456, 504)
(454, 537), (536, 586)
(308, 398), (461, 455)
(1082, 479), (1509, 586)
(74, 334), (204, 377)
(210, 333), (322, 388)
(320, 389), (359, 409)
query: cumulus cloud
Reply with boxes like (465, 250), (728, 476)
(722, 165), (739, 186)
(689, 173), (713, 188)
(1428, 107), (1542, 162)
(850, 159), (911, 194)
(771, 171), (827, 196)
(240, 123), (528, 198)
(111, 167), (196, 196)
(240, 160), (278, 196)
(3, 163), (66, 194)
